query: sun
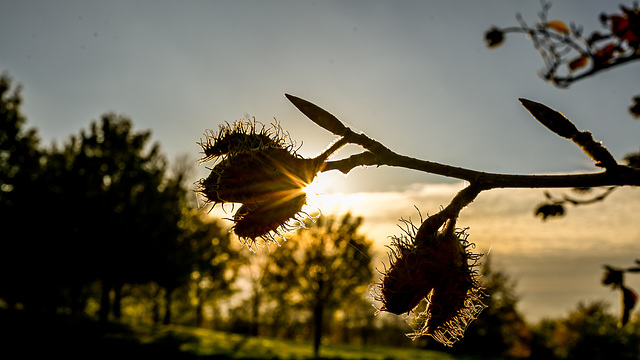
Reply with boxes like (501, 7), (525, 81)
(302, 172), (353, 215)
(303, 172), (336, 207)
(303, 177), (325, 197)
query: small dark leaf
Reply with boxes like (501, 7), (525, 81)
(587, 31), (609, 45)
(534, 203), (565, 220)
(629, 96), (640, 119)
(602, 265), (624, 286)
(545, 20), (570, 34)
(600, 13), (609, 25)
(484, 27), (505, 48)
(619, 286), (637, 327)
(610, 15), (634, 41)
(568, 55), (589, 71)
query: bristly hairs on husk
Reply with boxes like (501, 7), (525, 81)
(197, 118), (293, 164)
(372, 210), (486, 347)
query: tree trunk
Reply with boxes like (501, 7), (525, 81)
(251, 287), (260, 336)
(313, 301), (325, 358)
(70, 284), (85, 316)
(112, 284), (122, 320)
(163, 288), (173, 325)
(195, 286), (202, 327)
(99, 281), (111, 323)
(195, 296), (203, 327)
(152, 286), (163, 325)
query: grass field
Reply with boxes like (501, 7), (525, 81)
(0, 309), (503, 360)
(146, 325), (499, 360)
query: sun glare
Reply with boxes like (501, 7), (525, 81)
(303, 177), (325, 197)
(302, 172), (355, 214)
(303, 175), (328, 209)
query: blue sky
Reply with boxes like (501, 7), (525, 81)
(2, 0), (640, 322)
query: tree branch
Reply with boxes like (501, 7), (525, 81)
(488, 3), (640, 89)
(287, 94), (640, 191)
(323, 150), (640, 188)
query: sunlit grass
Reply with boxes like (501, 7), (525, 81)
(0, 309), (503, 359)
(137, 324), (501, 360)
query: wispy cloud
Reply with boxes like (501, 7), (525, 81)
(309, 181), (640, 321)
(314, 182), (640, 256)
(207, 181), (640, 321)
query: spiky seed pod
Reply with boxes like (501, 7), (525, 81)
(233, 194), (307, 248)
(376, 213), (448, 315)
(198, 119), (285, 163)
(198, 148), (318, 206)
(374, 213), (486, 347)
(196, 119), (344, 249)
(379, 233), (440, 315)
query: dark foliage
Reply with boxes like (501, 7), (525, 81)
(0, 73), (236, 326)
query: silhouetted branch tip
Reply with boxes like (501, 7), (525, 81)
(285, 93), (350, 136)
(519, 98), (579, 139)
(519, 98), (618, 168)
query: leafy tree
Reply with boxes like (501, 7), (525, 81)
(453, 257), (531, 358)
(58, 114), (172, 321)
(0, 73), (44, 309)
(530, 301), (640, 360)
(260, 213), (373, 358)
(0, 72), (240, 331)
(232, 249), (270, 336)
(177, 210), (240, 327)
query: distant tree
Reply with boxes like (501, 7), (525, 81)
(331, 294), (377, 345)
(0, 73), (44, 309)
(453, 257), (531, 358)
(1, 72), (241, 329)
(0, 74), (40, 193)
(178, 210), (239, 327)
(260, 213), (373, 358)
(530, 301), (640, 360)
(58, 114), (171, 321)
(233, 249), (270, 336)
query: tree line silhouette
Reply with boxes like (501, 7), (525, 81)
(0, 73), (238, 325)
(0, 75), (378, 357)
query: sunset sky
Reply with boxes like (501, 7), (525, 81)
(2, 0), (640, 322)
